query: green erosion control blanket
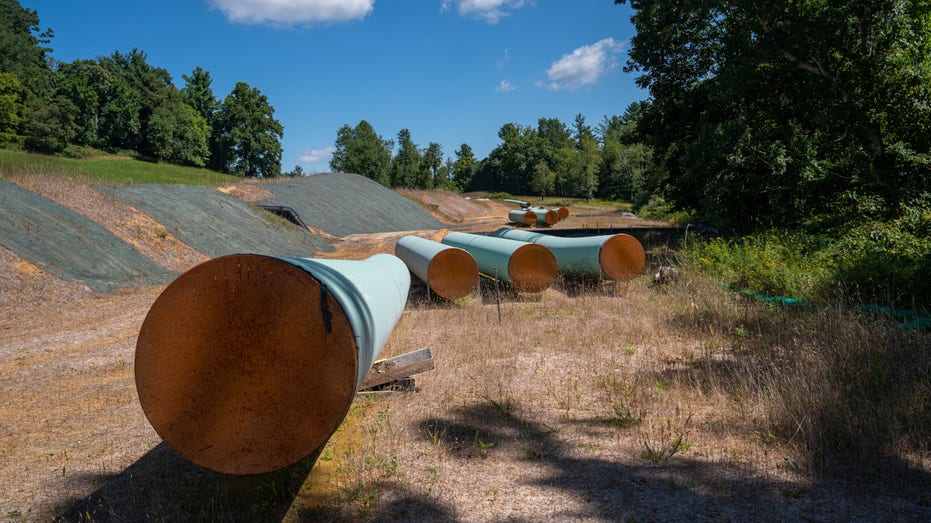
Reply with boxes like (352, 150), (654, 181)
(258, 173), (444, 237)
(0, 180), (176, 291)
(101, 184), (331, 259)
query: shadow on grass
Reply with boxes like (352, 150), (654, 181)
(414, 401), (931, 522)
(59, 443), (317, 522)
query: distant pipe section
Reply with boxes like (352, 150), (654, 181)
(529, 205), (569, 221)
(441, 231), (557, 293)
(530, 207), (559, 226)
(134, 253), (410, 475)
(492, 227), (645, 281)
(508, 209), (537, 226)
(395, 235), (478, 300)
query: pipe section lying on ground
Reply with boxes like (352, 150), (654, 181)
(508, 209), (537, 226)
(134, 253), (410, 475)
(441, 231), (557, 293)
(395, 235), (478, 300)
(530, 207), (559, 226)
(529, 205), (569, 221)
(492, 227), (645, 281)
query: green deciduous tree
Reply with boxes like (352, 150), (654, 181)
(0, 71), (22, 141)
(330, 120), (393, 186)
(451, 143), (476, 190)
(214, 81), (283, 178)
(0, 0), (52, 97)
(421, 141), (444, 189)
(616, 0), (931, 229)
(148, 95), (210, 166)
(391, 128), (423, 188)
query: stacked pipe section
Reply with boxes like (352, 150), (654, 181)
(134, 253), (410, 475)
(528, 205), (569, 222)
(441, 231), (558, 293)
(395, 235), (479, 300)
(492, 227), (645, 281)
(508, 209), (537, 226)
(503, 199), (567, 225)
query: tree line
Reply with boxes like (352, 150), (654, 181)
(0, 0), (283, 177)
(616, 0), (931, 231)
(329, 106), (652, 205)
(7, 0), (928, 234)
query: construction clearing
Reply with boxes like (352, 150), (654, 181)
(1, 170), (928, 522)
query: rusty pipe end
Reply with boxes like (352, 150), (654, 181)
(135, 254), (358, 475)
(599, 234), (646, 282)
(507, 243), (558, 293)
(427, 247), (479, 300)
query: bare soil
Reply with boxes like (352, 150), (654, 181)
(0, 185), (927, 522)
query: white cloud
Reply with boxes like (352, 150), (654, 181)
(441, 0), (529, 24)
(496, 48), (510, 69)
(209, 0), (374, 26)
(496, 80), (515, 93)
(545, 37), (624, 91)
(300, 146), (336, 163)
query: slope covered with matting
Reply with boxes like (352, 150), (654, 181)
(257, 173), (444, 237)
(101, 184), (332, 258)
(0, 180), (177, 291)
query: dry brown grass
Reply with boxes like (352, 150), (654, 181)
(1, 185), (928, 521)
(290, 273), (931, 521)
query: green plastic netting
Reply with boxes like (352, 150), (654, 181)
(258, 173), (444, 237)
(0, 180), (177, 291)
(100, 184), (332, 259)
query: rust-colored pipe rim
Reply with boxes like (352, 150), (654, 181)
(599, 234), (646, 282)
(507, 243), (558, 293)
(135, 254), (358, 475)
(427, 247), (479, 300)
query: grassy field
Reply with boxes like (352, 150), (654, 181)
(0, 148), (238, 186)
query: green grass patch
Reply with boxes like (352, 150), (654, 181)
(686, 196), (931, 310)
(0, 148), (238, 186)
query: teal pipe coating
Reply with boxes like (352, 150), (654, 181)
(492, 227), (645, 281)
(395, 235), (479, 300)
(441, 231), (558, 293)
(509, 209), (536, 226)
(530, 207), (559, 226)
(282, 253), (410, 388)
(529, 205), (569, 221)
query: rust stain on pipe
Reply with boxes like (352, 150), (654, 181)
(135, 254), (358, 475)
(427, 247), (479, 300)
(598, 233), (646, 282)
(508, 243), (558, 293)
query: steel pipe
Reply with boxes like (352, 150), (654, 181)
(395, 235), (478, 300)
(530, 207), (559, 226)
(135, 253), (409, 475)
(529, 205), (569, 221)
(508, 209), (537, 226)
(441, 231), (557, 293)
(492, 227), (645, 281)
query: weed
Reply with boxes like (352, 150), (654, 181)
(339, 483), (379, 519)
(640, 412), (694, 464)
(475, 435), (495, 457)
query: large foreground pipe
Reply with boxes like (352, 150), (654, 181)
(441, 231), (558, 293)
(134, 253), (410, 475)
(492, 227), (645, 281)
(508, 209), (536, 226)
(395, 235), (478, 300)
